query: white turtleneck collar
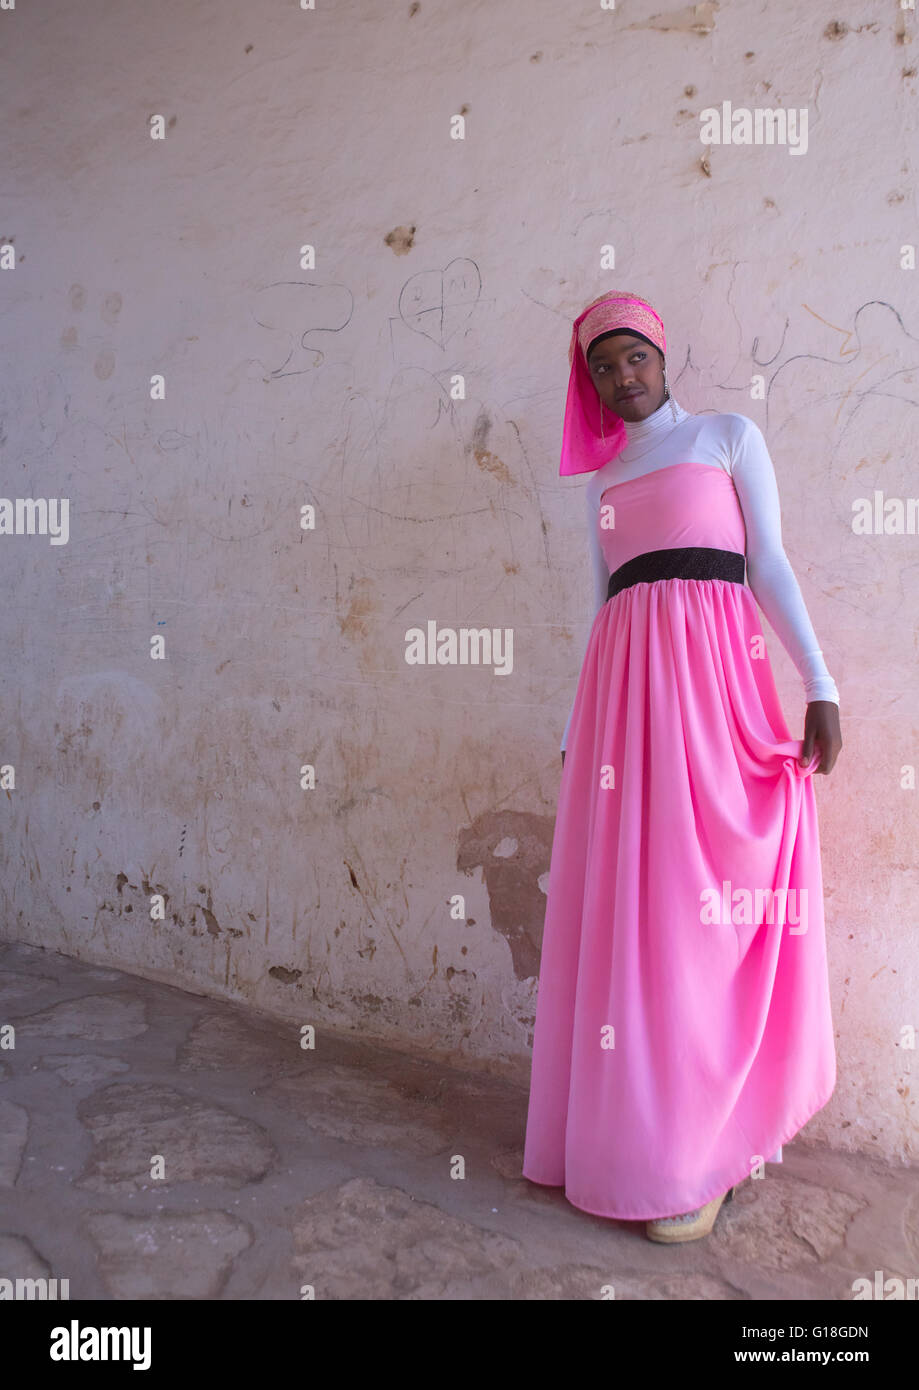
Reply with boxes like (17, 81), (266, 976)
(586, 392), (695, 502)
(620, 393), (690, 453)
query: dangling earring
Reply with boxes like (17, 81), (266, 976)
(662, 360), (678, 421)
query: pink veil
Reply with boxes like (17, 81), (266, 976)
(559, 292), (667, 477)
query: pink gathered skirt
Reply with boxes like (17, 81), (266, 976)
(522, 462), (836, 1220)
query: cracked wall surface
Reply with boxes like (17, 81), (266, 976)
(0, 1), (916, 1159)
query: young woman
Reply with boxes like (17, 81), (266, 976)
(522, 291), (842, 1243)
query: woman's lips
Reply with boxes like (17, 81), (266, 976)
(617, 389), (643, 401)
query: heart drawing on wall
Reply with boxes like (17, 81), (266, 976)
(397, 257), (482, 348)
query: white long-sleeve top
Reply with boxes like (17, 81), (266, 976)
(560, 395), (840, 753)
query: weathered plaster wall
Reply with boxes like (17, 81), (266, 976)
(1, 1), (917, 1161)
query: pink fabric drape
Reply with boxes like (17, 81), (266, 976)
(522, 462), (836, 1218)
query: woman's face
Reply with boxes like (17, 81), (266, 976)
(586, 334), (667, 422)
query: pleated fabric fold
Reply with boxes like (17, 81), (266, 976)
(523, 463), (836, 1220)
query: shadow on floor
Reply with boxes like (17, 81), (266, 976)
(0, 940), (916, 1299)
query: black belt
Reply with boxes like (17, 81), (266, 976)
(606, 547), (746, 600)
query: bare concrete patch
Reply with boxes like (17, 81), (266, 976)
(290, 1176), (523, 1298)
(177, 1013), (295, 1074)
(0, 1234), (51, 1279)
(86, 1211), (252, 1298)
(709, 1176), (866, 1269)
(12, 993), (148, 1041)
(0, 1099), (29, 1186)
(491, 1146), (525, 1180)
(264, 1065), (451, 1156)
(75, 1083), (276, 1193)
(39, 1054), (131, 1087)
(0, 969), (60, 1008)
(490, 1147), (575, 1207)
(289, 1176), (736, 1299)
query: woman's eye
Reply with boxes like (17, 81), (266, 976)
(595, 352), (645, 372)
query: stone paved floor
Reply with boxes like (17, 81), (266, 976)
(1, 939), (917, 1300)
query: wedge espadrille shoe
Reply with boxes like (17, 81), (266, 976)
(645, 1185), (734, 1243)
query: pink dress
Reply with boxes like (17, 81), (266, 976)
(522, 460), (837, 1221)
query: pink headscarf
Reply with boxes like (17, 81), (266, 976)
(559, 290), (667, 477)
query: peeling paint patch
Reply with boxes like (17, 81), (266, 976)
(471, 411), (513, 484)
(457, 811), (554, 981)
(338, 580), (377, 640)
(384, 225), (416, 255)
(268, 965), (302, 985)
(350, 991), (382, 1012)
(626, 1), (718, 37)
